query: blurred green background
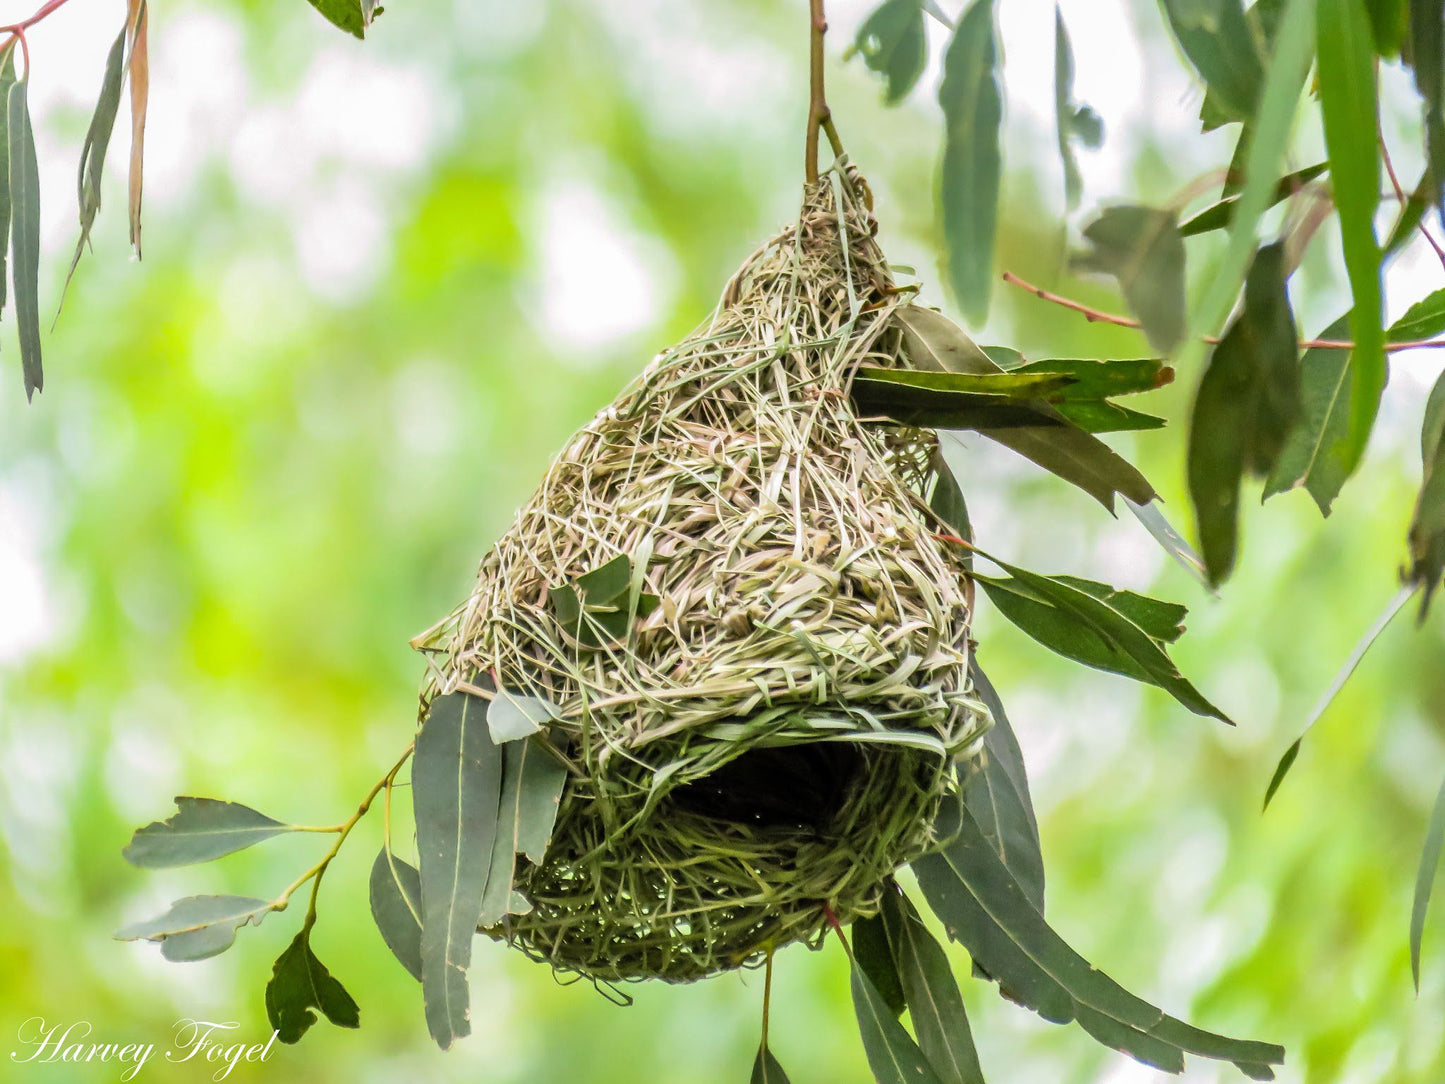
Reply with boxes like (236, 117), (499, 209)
(1, 0), (1443, 1081)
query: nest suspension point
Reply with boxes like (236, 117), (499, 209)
(414, 162), (991, 984)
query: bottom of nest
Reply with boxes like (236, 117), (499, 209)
(485, 738), (956, 984)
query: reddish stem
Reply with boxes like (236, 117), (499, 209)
(1002, 271), (1445, 354)
(0, 0), (79, 71)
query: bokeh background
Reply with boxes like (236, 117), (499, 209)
(1, 0), (1443, 1080)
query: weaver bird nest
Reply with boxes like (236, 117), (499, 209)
(414, 163), (990, 983)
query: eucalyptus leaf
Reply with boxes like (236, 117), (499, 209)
(369, 848), (423, 981)
(1072, 205), (1185, 355)
(1411, 771), (1445, 990)
(8, 70), (40, 400)
(850, 961), (943, 1084)
(912, 800), (1284, 1078)
(1179, 162), (1328, 236)
(60, 26), (126, 312)
(940, 0), (1001, 325)
(1159, 0), (1266, 121)
(1187, 242), (1299, 584)
(853, 913), (907, 1018)
(1318, 0), (1386, 476)
(123, 797), (290, 868)
(1408, 369), (1445, 608)
(0, 43), (18, 315)
(414, 689), (503, 1050)
(116, 895), (273, 962)
(1010, 357), (1167, 399)
(1125, 498), (1210, 586)
(306, 0), (370, 38)
(264, 929), (361, 1044)
(479, 736), (568, 927)
(1054, 7), (1102, 210)
(750, 1043), (793, 1084)
(880, 887), (985, 1084)
(487, 688), (561, 743)
(1411, 0), (1445, 222)
(854, 0), (928, 104)
(1054, 400), (1166, 433)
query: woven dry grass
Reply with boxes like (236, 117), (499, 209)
(412, 161), (990, 983)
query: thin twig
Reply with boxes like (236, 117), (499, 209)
(0, 0), (76, 70)
(1002, 270), (1445, 353)
(1380, 131), (1445, 272)
(805, 0), (833, 184)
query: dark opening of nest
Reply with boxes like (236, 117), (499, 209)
(664, 742), (866, 833)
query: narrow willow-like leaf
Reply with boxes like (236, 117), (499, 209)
(892, 304), (1158, 508)
(1411, 772), (1445, 990)
(125, 0), (147, 258)
(856, 365), (1077, 400)
(853, 913), (907, 1018)
(1159, 0), (1265, 121)
(307, 0), (369, 39)
(123, 797), (290, 868)
(1408, 369), (1445, 609)
(1011, 357), (1167, 399)
(486, 688), (561, 743)
(750, 1043), (793, 1084)
(854, 0), (928, 104)
(939, 0), (1001, 325)
(264, 928), (361, 1044)
(1187, 243), (1300, 584)
(1262, 584), (1416, 808)
(8, 71), (40, 400)
(1411, 0), (1445, 222)
(0, 42), (16, 315)
(851, 963), (943, 1084)
(115, 895), (273, 962)
(880, 887), (985, 1084)
(60, 26), (126, 312)
(1179, 162), (1328, 236)
(1262, 313), (1354, 512)
(1072, 206), (1185, 355)
(369, 848), (423, 981)
(1318, 0), (1385, 477)
(1182, 0), (1314, 375)
(971, 549), (1229, 723)
(479, 737), (568, 926)
(1053, 7), (1102, 210)
(1053, 400), (1167, 433)
(1124, 498), (1210, 586)
(912, 801), (1284, 1078)
(929, 449), (971, 543)
(963, 661), (1043, 911)
(414, 689), (504, 1050)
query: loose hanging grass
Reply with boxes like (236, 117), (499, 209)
(411, 160), (991, 984)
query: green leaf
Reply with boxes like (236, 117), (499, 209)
(306, 0), (371, 38)
(1046, 576), (1187, 642)
(750, 1043), (793, 1084)
(1054, 7), (1102, 210)
(854, 913), (907, 1018)
(1263, 313), (1355, 513)
(981, 344), (1025, 369)
(122, 797), (290, 868)
(892, 306), (1157, 509)
(1411, 0), (1445, 222)
(880, 887), (985, 1084)
(1409, 368), (1445, 607)
(115, 895), (273, 962)
(1178, 162), (1327, 236)
(1053, 400), (1167, 433)
(850, 961), (943, 1084)
(264, 928), (361, 1044)
(963, 661), (1044, 911)
(929, 449), (971, 543)
(414, 689), (504, 1050)
(369, 848), (423, 981)
(8, 69), (40, 401)
(1183, 0), (1314, 375)
(60, 27), (126, 313)
(1072, 206), (1186, 354)
(1389, 287), (1445, 342)
(972, 549), (1229, 723)
(1011, 357), (1167, 399)
(1125, 498), (1211, 586)
(0, 42), (17, 316)
(1383, 169), (1431, 256)
(549, 554), (658, 649)
(479, 736), (568, 927)
(912, 800), (1285, 1078)
(855, 0), (928, 104)
(1366, 0), (1408, 54)
(852, 373), (1069, 431)
(1262, 584), (1416, 807)
(487, 687), (562, 743)
(1159, 0), (1266, 121)
(1318, 0), (1386, 477)
(940, 0), (1002, 325)
(1411, 771), (1445, 990)
(1187, 242), (1300, 584)
(858, 365), (1078, 400)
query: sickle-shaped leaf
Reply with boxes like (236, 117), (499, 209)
(115, 895), (273, 962)
(850, 962), (943, 1084)
(123, 797), (290, 867)
(370, 848), (423, 981)
(853, 914), (907, 1018)
(1072, 205), (1186, 355)
(750, 1042), (793, 1084)
(1179, 163), (1328, 237)
(414, 689), (504, 1049)
(478, 736), (568, 927)
(1410, 368), (1445, 610)
(265, 928), (361, 1044)
(8, 68), (40, 400)
(880, 887), (985, 1084)
(125, 0), (147, 258)
(1054, 7), (1102, 210)
(913, 800), (1284, 1079)
(59, 26), (126, 313)
(1411, 770), (1445, 990)
(853, 0), (928, 104)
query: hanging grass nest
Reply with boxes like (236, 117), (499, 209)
(413, 162), (990, 984)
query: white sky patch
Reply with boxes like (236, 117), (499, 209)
(530, 178), (674, 359)
(0, 485), (56, 665)
(292, 173), (393, 302)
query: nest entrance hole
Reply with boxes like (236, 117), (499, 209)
(663, 741), (866, 833)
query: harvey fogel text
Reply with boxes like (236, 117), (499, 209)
(10, 1017), (279, 1080)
